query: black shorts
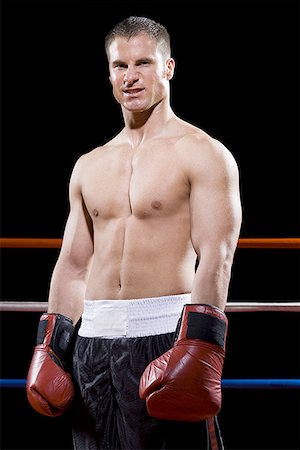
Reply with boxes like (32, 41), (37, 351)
(72, 332), (224, 450)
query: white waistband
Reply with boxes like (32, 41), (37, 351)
(78, 293), (191, 338)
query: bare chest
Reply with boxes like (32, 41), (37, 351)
(82, 147), (189, 220)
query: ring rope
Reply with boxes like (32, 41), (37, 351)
(1, 237), (300, 249)
(1, 378), (299, 389)
(0, 301), (299, 312)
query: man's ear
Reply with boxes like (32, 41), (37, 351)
(166, 58), (175, 80)
(107, 64), (113, 84)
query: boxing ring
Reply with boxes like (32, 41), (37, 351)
(1, 237), (300, 391)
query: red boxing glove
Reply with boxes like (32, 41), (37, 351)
(26, 313), (75, 417)
(139, 304), (227, 421)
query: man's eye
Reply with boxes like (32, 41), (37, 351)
(115, 64), (126, 69)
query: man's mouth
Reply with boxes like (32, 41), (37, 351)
(123, 88), (144, 96)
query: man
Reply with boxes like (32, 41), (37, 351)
(26, 16), (242, 450)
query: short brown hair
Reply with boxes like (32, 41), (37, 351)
(105, 16), (171, 59)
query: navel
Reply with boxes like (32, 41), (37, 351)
(93, 209), (99, 217)
(151, 201), (162, 210)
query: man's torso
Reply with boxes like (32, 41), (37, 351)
(81, 125), (204, 300)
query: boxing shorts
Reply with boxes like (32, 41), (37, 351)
(71, 294), (224, 450)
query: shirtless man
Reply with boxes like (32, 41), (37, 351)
(26, 16), (242, 450)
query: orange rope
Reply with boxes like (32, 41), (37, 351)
(0, 238), (62, 248)
(237, 238), (300, 249)
(0, 237), (300, 249)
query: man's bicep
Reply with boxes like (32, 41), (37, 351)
(59, 162), (94, 268)
(190, 158), (242, 257)
(61, 201), (93, 262)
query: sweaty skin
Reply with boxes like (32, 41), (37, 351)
(47, 34), (242, 324)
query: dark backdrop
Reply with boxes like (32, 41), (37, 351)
(1, 0), (299, 449)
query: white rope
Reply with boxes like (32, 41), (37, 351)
(0, 301), (299, 312)
(226, 302), (300, 312)
(0, 301), (48, 312)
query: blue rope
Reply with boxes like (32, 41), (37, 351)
(1, 378), (300, 388)
(221, 379), (300, 389)
(1, 379), (27, 387)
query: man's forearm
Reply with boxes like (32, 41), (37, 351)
(191, 255), (233, 311)
(47, 260), (88, 324)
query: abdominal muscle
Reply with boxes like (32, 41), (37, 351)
(85, 213), (196, 300)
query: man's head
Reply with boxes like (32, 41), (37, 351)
(105, 16), (171, 61)
(105, 16), (175, 113)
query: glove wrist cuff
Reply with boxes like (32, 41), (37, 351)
(176, 303), (228, 349)
(37, 313), (75, 367)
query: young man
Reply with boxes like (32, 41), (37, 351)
(27, 16), (242, 450)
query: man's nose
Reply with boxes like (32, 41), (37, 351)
(124, 66), (139, 85)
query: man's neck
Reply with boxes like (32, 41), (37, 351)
(122, 102), (175, 147)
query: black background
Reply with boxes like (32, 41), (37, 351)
(1, 0), (299, 449)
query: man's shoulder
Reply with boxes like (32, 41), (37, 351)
(176, 126), (229, 159)
(68, 145), (104, 181)
(74, 139), (116, 165)
(173, 119), (217, 150)
(174, 124), (239, 176)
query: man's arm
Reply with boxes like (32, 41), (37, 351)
(26, 154), (93, 416)
(188, 136), (242, 311)
(47, 155), (94, 324)
(139, 136), (242, 421)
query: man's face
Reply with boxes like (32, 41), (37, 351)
(107, 34), (174, 112)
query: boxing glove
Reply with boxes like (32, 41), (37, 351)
(139, 304), (227, 421)
(26, 313), (75, 417)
